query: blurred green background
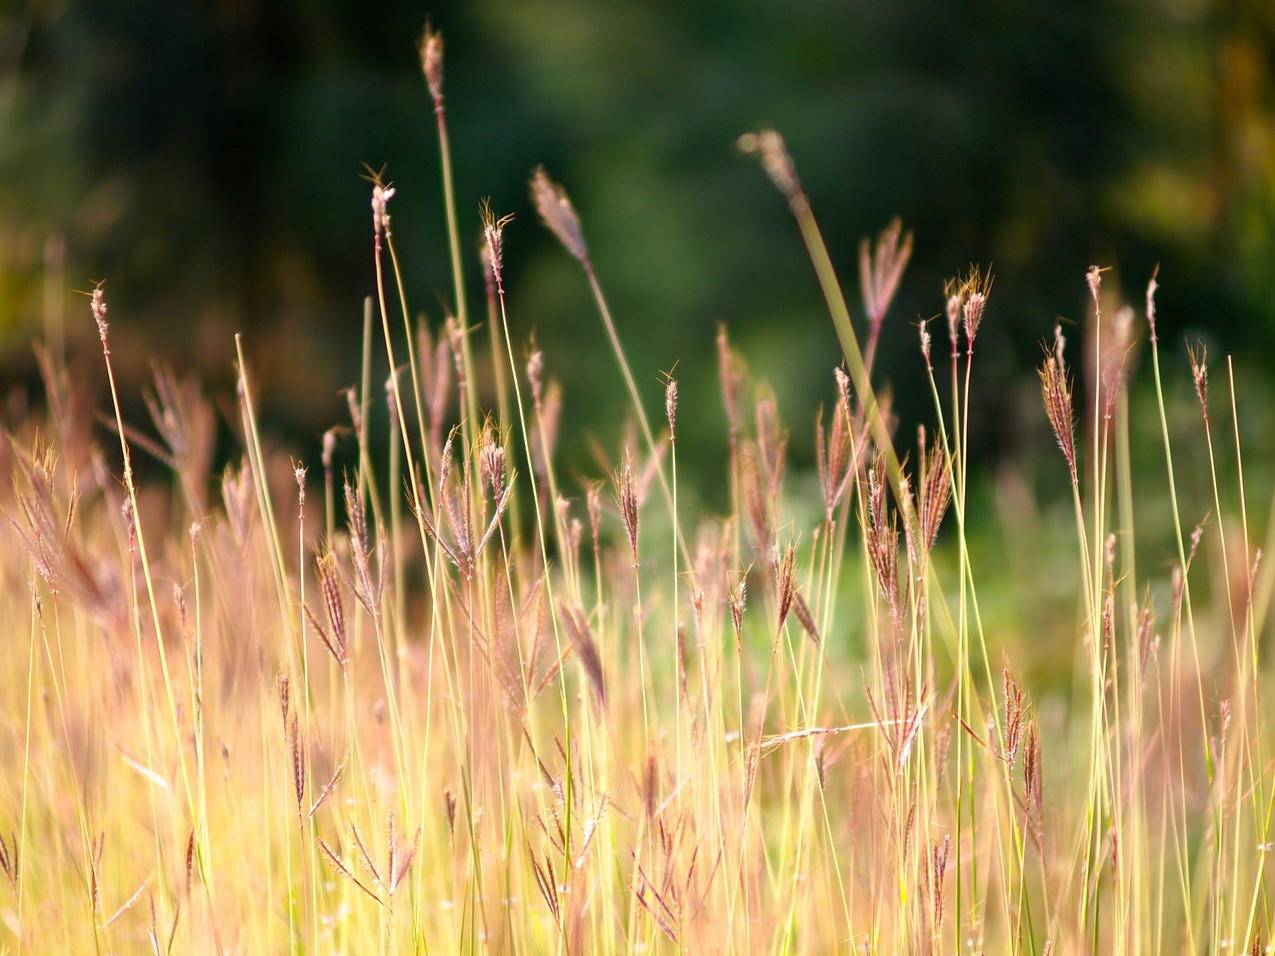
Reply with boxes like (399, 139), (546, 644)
(2, 0), (1274, 500)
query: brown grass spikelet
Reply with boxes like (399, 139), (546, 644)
(1023, 720), (1044, 851)
(930, 833), (952, 935)
(613, 447), (640, 566)
(919, 442), (951, 555)
(998, 666), (1025, 766)
(865, 456), (901, 627)
(277, 674), (291, 726)
(775, 543), (797, 635)
(944, 283), (962, 357)
(729, 576), (748, 647)
(959, 266), (993, 350)
(563, 605), (607, 708)
(480, 199), (514, 295)
(664, 375), (678, 439)
(89, 281), (109, 347)
(816, 372), (855, 523)
(1039, 331), (1077, 483)
(860, 217), (913, 329)
(1188, 341), (1208, 418)
(531, 166), (588, 263)
(304, 548), (350, 666)
(791, 591), (821, 645)
(343, 480), (384, 612)
(288, 713), (305, 823)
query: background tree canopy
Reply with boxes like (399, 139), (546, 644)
(2, 0), (1273, 496)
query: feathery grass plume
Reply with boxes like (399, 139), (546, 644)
(343, 479), (382, 614)
(585, 480), (602, 553)
(790, 591), (821, 645)
(317, 836), (384, 906)
(775, 543), (797, 634)
(562, 605), (607, 707)
(960, 265), (993, 351)
(304, 548), (349, 666)
(1146, 266), (1160, 342)
(527, 349), (545, 410)
(918, 317), (934, 368)
(754, 388), (787, 501)
(344, 386), (363, 442)
(104, 878), (149, 929)
(531, 167), (588, 263)
(929, 833), (952, 936)
(716, 324), (746, 440)
(417, 24), (443, 104)
(288, 713), (305, 823)
(1085, 263), (1104, 306)
(860, 217), (913, 328)
(1100, 305), (1135, 422)
(479, 425), (506, 500)
(481, 199), (514, 295)
(294, 462), (306, 513)
(737, 129), (804, 209)
(997, 666), (1025, 766)
(308, 753), (347, 819)
(614, 447), (640, 566)
(664, 375), (678, 438)
(426, 332), (453, 455)
(1039, 327), (1077, 483)
(815, 369), (855, 523)
(1188, 341), (1208, 419)
(944, 282), (962, 358)
(738, 442), (772, 555)
(1024, 721), (1044, 847)
(8, 441), (117, 621)
(865, 455), (902, 628)
(729, 576), (748, 647)
(371, 179), (396, 240)
(859, 217), (913, 371)
(445, 314), (466, 385)
(918, 442), (952, 554)
(278, 674), (291, 726)
(90, 281), (109, 348)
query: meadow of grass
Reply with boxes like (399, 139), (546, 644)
(1, 27), (1273, 955)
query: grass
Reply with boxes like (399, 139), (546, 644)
(1, 28), (1273, 955)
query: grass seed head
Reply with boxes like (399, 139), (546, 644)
(531, 167), (588, 263)
(1039, 332), (1077, 483)
(859, 217), (913, 329)
(418, 25), (444, 102)
(371, 181), (395, 238)
(738, 129), (803, 207)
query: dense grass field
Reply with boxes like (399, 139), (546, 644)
(2, 30), (1274, 955)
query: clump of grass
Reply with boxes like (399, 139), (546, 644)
(0, 30), (1272, 956)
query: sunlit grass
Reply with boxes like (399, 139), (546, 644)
(1, 29), (1273, 955)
